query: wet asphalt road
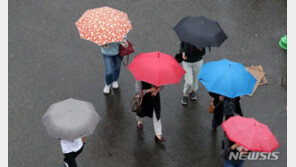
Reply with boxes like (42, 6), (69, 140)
(9, 0), (287, 166)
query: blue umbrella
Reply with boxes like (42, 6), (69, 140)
(197, 59), (256, 98)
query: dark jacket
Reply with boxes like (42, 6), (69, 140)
(221, 135), (240, 160)
(180, 41), (205, 62)
(209, 92), (243, 126)
(221, 134), (249, 162)
(137, 82), (161, 120)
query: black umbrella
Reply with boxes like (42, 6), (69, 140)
(173, 16), (228, 48)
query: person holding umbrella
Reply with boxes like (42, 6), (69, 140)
(210, 92), (243, 130)
(75, 7), (132, 94)
(128, 51), (186, 142)
(42, 98), (100, 167)
(99, 38), (128, 94)
(173, 16), (228, 105)
(198, 59), (256, 130)
(135, 80), (165, 142)
(180, 41), (205, 105)
(221, 134), (248, 167)
(221, 116), (280, 167)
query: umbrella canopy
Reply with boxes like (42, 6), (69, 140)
(42, 98), (100, 141)
(75, 6), (132, 45)
(222, 116), (280, 152)
(197, 59), (256, 98)
(173, 16), (228, 48)
(127, 51), (186, 87)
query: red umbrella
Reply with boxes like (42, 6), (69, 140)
(222, 116), (279, 152)
(127, 51), (186, 87)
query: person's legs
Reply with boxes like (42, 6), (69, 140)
(182, 61), (194, 96)
(212, 110), (223, 129)
(153, 111), (162, 136)
(236, 160), (245, 167)
(113, 54), (123, 82)
(181, 61), (193, 105)
(63, 152), (77, 167)
(191, 59), (203, 92)
(223, 160), (235, 167)
(137, 116), (143, 130)
(102, 54), (115, 85)
(73, 145), (84, 159)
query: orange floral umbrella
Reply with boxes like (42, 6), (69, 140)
(75, 6), (132, 45)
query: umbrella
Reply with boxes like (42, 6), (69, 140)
(197, 59), (256, 98)
(173, 16), (228, 48)
(75, 6), (132, 45)
(42, 98), (100, 141)
(127, 51), (186, 87)
(222, 116), (280, 152)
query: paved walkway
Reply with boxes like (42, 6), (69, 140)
(9, 0), (287, 166)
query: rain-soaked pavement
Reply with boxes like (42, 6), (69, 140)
(9, 0), (287, 166)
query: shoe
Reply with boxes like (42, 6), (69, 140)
(189, 91), (197, 100)
(137, 123), (143, 130)
(181, 96), (188, 105)
(154, 136), (166, 143)
(112, 81), (119, 89)
(64, 162), (69, 167)
(103, 84), (111, 94)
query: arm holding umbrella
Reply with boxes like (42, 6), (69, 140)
(180, 41), (187, 60)
(135, 80), (155, 96)
(151, 86), (164, 96)
(82, 137), (86, 143)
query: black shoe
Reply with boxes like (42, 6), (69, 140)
(189, 91), (197, 100)
(154, 136), (166, 143)
(181, 96), (188, 105)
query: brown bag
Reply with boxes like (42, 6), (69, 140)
(131, 91), (143, 113)
(208, 100), (222, 114)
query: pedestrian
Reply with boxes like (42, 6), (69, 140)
(209, 92), (243, 130)
(60, 137), (86, 167)
(135, 80), (165, 143)
(100, 37), (128, 94)
(222, 96), (243, 120)
(221, 134), (249, 167)
(180, 41), (206, 105)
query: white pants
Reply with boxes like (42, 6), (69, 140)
(137, 111), (162, 136)
(182, 59), (203, 95)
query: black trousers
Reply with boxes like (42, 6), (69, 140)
(63, 144), (84, 167)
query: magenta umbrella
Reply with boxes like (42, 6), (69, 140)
(127, 51), (185, 87)
(222, 116), (279, 152)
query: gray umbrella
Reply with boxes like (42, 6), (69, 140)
(42, 98), (100, 141)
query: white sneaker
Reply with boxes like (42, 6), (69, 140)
(112, 81), (119, 89)
(103, 84), (111, 94)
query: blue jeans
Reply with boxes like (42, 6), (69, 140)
(224, 160), (245, 167)
(103, 54), (123, 85)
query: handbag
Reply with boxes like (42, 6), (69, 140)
(208, 99), (222, 114)
(119, 40), (134, 57)
(131, 91), (143, 113)
(175, 52), (182, 63)
(119, 40), (134, 66)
